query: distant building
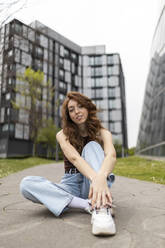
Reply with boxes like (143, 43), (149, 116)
(0, 19), (128, 157)
(136, 2), (165, 156)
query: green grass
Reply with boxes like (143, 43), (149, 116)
(0, 156), (165, 185)
(114, 156), (165, 185)
(0, 157), (55, 179)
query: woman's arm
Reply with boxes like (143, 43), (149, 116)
(88, 128), (116, 208)
(56, 130), (97, 180)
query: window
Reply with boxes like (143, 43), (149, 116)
(19, 109), (29, 124)
(109, 99), (121, 109)
(49, 39), (53, 51)
(64, 48), (69, 57)
(15, 23), (22, 34)
(107, 55), (113, 64)
(28, 29), (35, 42)
(65, 71), (71, 83)
(15, 123), (23, 139)
(15, 48), (20, 63)
(23, 25), (28, 38)
(60, 45), (64, 57)
(59, 70), (64, 80)
(22, 52), (31, 66)
(36, 47), (43, 58)
(108, 65), (119, 75)
(24, 125), (29, 140)
(2, 124), (9, 132)
(91, 67), (102, 76)
(108, 76), (119, 87)
(6, 93), (11, 100)
(0, 107), (5, 123)
(40, 35), (48, 48)
(108, 87), (120, 98)
(95, 56), (102, 65)
(110, 110), (122, 121)
(64, 59), (70, 71)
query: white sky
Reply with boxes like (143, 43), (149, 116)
(14, 0), (159, 148)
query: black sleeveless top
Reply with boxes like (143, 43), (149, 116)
(63, 136), (90, 173)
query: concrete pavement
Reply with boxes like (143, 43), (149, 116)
(0, 162), (165, 248)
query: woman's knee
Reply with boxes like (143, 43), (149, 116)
(20, 176), (44, 194)
(81, 141), (104, 171)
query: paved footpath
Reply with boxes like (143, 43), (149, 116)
(0, 163), (165, 248)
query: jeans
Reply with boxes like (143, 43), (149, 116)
(20, 141), (115, 216)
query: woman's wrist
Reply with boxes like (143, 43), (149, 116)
(98, 170), (109, 179)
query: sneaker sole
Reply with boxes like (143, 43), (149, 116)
(92, 225), (116, 236)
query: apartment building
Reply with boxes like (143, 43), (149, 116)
(0, 19), (127, 157)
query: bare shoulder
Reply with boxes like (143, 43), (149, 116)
(100, 128), (112, 140)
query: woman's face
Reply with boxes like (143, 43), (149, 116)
(68, 99), (88, 126)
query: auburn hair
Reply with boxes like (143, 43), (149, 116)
(61, 91), (104, 153)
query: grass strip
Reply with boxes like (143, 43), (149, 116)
(0, 157), (55, 179)
(114, 156), (165, 185)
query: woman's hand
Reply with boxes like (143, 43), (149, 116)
(88, 172), (112, 209)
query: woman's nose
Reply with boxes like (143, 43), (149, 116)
(75, 107), (79, 113)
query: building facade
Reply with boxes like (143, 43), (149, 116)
(136, 1), (165, 156)
(0, 19), (127, 158)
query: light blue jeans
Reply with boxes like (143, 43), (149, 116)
(20, 141), (115, 216)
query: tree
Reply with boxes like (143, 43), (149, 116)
(37, 119), (60, 159)
(12, 67), (55, 156)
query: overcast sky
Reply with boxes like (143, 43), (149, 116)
(14, 0), (159, 148)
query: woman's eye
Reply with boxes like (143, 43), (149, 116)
(78, 104), (82, 108)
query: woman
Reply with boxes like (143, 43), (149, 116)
(20, 91), (116, 236)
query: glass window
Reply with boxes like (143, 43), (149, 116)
(23, 25), (28, 38)
(108, 76), (119, 87)
(15, 123), (23, 139)
(49, 64), (53, 75)
(28, 29), (35, 42)
(64, 48), (69, 57)
(60, 45), (64, 57)
(95, 56), (102, 65)
(107, 55), (113, 64)
(15, 23), (22, 34)
(109, 99), (121, 109)
(19, 109), (29, 124)
(59, 81), (67, 90)
(108, 65), (119, 75)
(108, 87), (120, 98)
(65, 71), (71, 83)
(44, 49), (48, 60)
(49, 51), (53, 63)
(22, 52), (32, 66)
(49, 39), (53, 51)
(6, 93), (11, 100)
(36, 47), (43, 58)
(24, 125), (29, 140)
(71, 53), (77, 61)
(15, 48), (20, 63)
(113, 54), (119, 64)
(110, 110), (122, 121)
(40, 35), (48, 48)
(43, 61), (48, 73)
(59, 69), (64, 80)
(2, 124), (8, 132)
(64, 59), (70, 71)
(90, 57), (94, 66)
(0, 107), (5, 123)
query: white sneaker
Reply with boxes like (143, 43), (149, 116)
(91, 207), (116, 236)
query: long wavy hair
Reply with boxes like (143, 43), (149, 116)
(61, 91), (104, 153)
